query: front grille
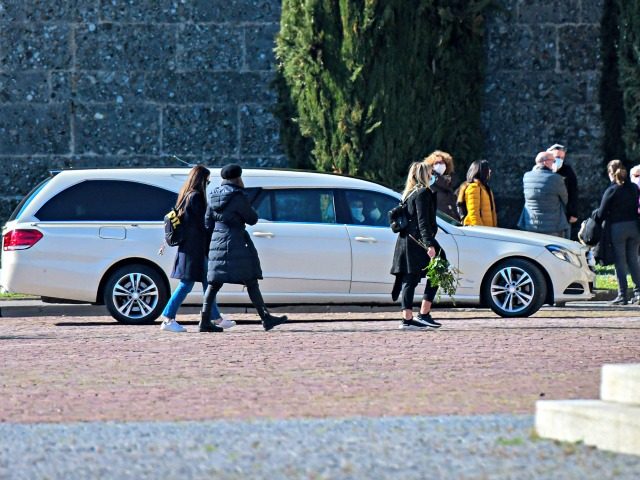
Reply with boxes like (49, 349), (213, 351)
(563, 282), (585, 295)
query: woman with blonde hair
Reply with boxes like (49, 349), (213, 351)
(160, 165), (233, 332)
(595, 159), (640, 305)
(457, 159), (497, 227)
(390, 161), (446, 330)
(424, 150), (459, 220)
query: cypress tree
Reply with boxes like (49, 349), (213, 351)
(276, 0), (492, 188)
(617, 0), (640, 163)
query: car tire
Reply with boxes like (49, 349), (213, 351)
(103, 264), (168, 324)
(482, 258), (547, 318)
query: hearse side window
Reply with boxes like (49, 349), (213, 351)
(254, 189), (336, 223)
(343, 190), (399, 226)
(35, 180), (178, 221)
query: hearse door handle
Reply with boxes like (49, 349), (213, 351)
(354, 236), (377, 243)
(253, 231), (275, 238)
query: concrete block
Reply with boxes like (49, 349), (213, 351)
(0, 72), (49, 103)
(518, 0), (580, 24)
(601, 364), (640, 405)
(486, 24), (555, 72)
(240, 104), (283, 156)
(0, 23), (71, 70)
(245, 23), (279, 71)
(536, 399), (640, 456)
(0, 0), (98, 22)
(0, 104), (70, 154)
(75, 71), (146, 103)
(74, 103), (160, 155)
(177, 24), (243, 71)
(162, 105), (237, 155)
(559, 26), (601, 72)
(190, 0), (280, 23)
(99, 0), (189, 22)
(75, 23), (177, 71)
(581, 0), (605, 24)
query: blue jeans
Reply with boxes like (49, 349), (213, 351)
(162, 280), (221, 320)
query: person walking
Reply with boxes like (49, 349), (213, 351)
(547, 143), (578, 238)
(200, 164), (288, 332)
(390, 162), (445, 331)
(424, 150), (460, 220)
(518, 151), (569, 237)
(457, 160), (497, 227)
(160, 165), (234, 333)
(595, 160), (640, 305)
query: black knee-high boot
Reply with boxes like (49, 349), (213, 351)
(246, 280), (288, 331)
(200, 283), (223, 332)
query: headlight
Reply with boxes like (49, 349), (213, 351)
(546, 245), (582, 268)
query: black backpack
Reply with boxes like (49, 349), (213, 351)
(164, 197), (187, 247)
(388, 190), (417, 233)
(578, 210), (602, 247)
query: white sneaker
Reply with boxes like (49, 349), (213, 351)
(215, 316), (236, 329)
(160, 318), (187, 333)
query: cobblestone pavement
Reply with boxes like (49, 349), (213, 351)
(1, 304), (639, 424)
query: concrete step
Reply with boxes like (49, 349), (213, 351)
(535, 399), (640, 456)
(601, 364), (640, 405)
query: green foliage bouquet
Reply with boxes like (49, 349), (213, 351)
(425, 254), (460, 301)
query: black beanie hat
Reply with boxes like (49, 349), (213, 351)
(220, 164), (242, 180)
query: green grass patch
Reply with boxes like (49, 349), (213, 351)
(496, 436), (525, 447)
(0, 292), (38, 300)
(594, 265), (632, 291)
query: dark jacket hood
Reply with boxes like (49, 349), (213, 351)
(211, 182), (243, 212)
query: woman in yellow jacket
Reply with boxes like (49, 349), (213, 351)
(457, 160), (498, 227)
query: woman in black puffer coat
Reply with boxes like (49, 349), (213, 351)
(160, 165), (228, 333)
(200, 164), (288, 332)
(391, 161), (446, 330)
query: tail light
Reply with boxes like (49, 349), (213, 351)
(3, 229), (43, 251)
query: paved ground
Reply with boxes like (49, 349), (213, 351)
(2, 302), (640, 478)
(1, 302), (639, 423)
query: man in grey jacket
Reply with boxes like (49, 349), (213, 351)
(518, 151), (569, 237)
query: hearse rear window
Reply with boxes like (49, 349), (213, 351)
(35, 180), (178, 221)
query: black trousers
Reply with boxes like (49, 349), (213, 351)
(202, 279), (265, 319)
(400, 273), (438, 310)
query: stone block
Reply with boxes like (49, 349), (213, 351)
(484, 71), (588, 104)
(74, 103), (160, 155)
(0, 72), (49, 103)
(581, 0), (605, 24)
(50, 72), (72, 102)
(0, 104), (70, 154)
(518, 0), (580, 24)
(75, 71), (146, 103)
(536, 399), (640, 456)
(559, 25), (600, 72)
(0, 0), (98, 22)
(190, 0), (280, 23)
(601, 364), (640, 405)
(162, 105), (237, 155)
(146, 71), (276, 104)
(546, 104), (603, 154)
(177, 24), (243, 71)
(245, 23), (279, 71)
(99, 0), (189, 22)
(486, 25), (555, 72)
(0, 23), (71, 70)
(0, 156), (72, 196)
(75, 23), (177, 71)
(240, 104), (282, 155)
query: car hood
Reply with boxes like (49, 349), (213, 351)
(454, 225), (584, 251)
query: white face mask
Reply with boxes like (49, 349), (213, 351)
(369, 207), (381, 221)
(554, 157), (564, 170)
(351, 207), (364, 222)
(433, 163), (446, 175)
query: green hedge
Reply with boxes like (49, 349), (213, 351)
(275, 0), (492, 188)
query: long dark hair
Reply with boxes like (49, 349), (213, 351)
(466, 159), (491, 185)
(176, 165), (210, 214)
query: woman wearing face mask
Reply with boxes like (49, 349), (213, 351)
(457, 160), (497, 227)
(424, 150), (460, 220)
(390, 162), (445, 330)
(594, 160), (640, 305)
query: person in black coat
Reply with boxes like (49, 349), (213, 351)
(424, 150), (460, 221)
(594, 159), (640, 305)
(200, 164), (288, 332)
(547, 144), (578, 238)
(390, 161), (446, 330)
(160, 165), (231, 333)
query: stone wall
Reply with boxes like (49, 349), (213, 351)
(0, 0), (284, 222)
(483, 0), (607, 228)
(0, 0), (607, 229)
